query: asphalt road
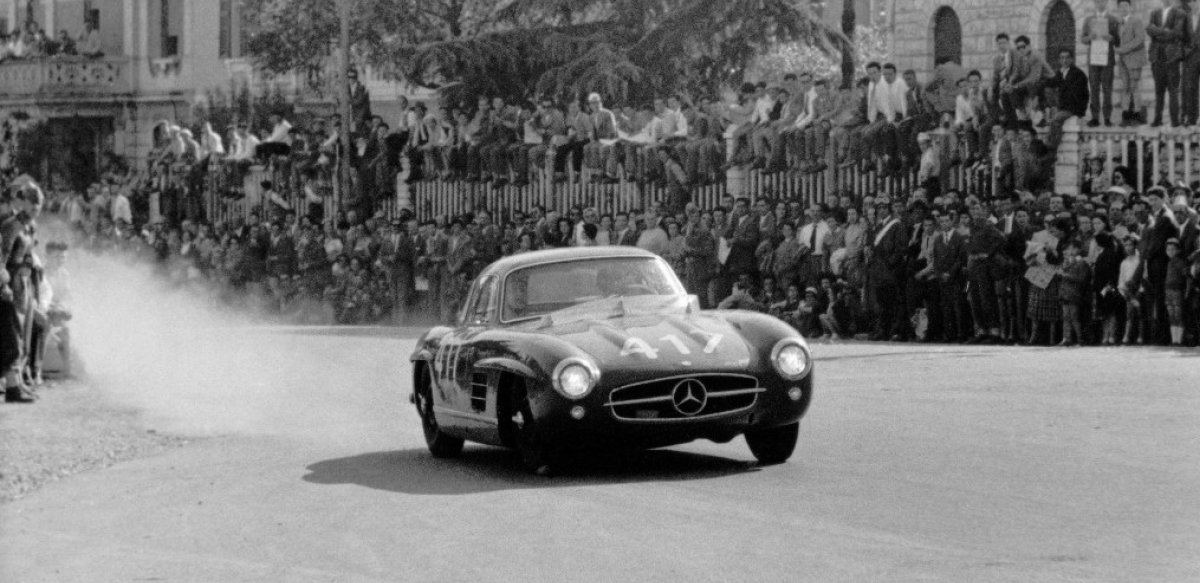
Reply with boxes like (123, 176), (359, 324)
(1, 324), (1198, 583)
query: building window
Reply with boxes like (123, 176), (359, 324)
(932, 6), (962, 66)
(220, 0), (232, 58)
(151, 0), (182, 58)
(1044, 0), (1075, 62)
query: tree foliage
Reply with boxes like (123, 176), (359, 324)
(748, 25), (888, 86)
(242, 0), (851, 104)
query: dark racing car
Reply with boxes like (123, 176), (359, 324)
(409, 247), (814, 474)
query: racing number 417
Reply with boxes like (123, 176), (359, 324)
(619, 333), (723, 360)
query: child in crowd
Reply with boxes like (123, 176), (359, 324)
(1165, 238), (1188, 346)
(1118, 235), (1142, 345)
(1057, 241), (1090, 346)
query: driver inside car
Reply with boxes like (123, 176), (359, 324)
(504, 275), (530, 319)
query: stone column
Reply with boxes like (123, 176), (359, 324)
(45, 0), (54, 35)
(122, 0), (135, 57)
(1054, 117), (1082, 198)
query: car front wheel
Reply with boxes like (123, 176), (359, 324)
(509, 380), (558, 476)
(415, 367), (464, 458)
(744, 422), (799, 465)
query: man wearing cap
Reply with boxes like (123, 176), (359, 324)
(1147, 0), (1187, 127)
(1142, 186), (1180, 344)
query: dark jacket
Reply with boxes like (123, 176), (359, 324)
(1049, 65), (1090, 118)
(1148, 5), (1188, 64)
(867, 218), (907, 286)
(932, 230), (967, 283)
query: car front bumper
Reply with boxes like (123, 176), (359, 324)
(528, 370), (813, 451)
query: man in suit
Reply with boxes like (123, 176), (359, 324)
(1115, 0), (1149, 124)
(965, 203), (1007, 343)
(1147, 0), (1187, 126)
(867, 201), (908, 341)
(1083, 0), (1122, 127)
(1183, 0), (1200, 125)
(389, 220), (417, 323)
(929, 212), (968, 342)
(1045, 49), (1091, 150)
(613, 212), (641, 246)
(723, 197), (761, 280)
(1142, 187), (1181, 343)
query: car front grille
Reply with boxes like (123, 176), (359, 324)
(606, 374), (764, 422)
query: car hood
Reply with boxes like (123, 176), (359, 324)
(534, 311), (754, 371)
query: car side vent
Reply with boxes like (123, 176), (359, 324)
(470, 372), (489, 412)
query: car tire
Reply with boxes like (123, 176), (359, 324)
(744, 422), (799, 465)
(415, 367), (464, 458)
(509, 380), (557, 476)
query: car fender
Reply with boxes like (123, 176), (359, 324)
(473, 357), (537, 379)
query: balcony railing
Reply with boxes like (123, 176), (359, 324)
(0, 57), (133, 100)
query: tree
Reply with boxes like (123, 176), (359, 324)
(243, 0), (851, 104)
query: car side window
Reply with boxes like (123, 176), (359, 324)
(467, 276), (497, 326)
(458, 279), (482, 327)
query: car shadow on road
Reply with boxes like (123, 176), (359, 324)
(302, 447), (761, 495)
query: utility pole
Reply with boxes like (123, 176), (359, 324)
(337, 0), (353, 206)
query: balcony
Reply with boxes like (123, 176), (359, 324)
(0, 57), (133, 101)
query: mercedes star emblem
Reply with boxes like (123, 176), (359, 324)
(671, 378), (708, 417)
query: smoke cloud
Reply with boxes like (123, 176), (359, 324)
(55, 222), (410, 443)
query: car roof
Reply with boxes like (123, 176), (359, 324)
(480, 247), (660, 280)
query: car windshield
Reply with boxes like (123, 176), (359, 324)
(501, 257), (686, 322)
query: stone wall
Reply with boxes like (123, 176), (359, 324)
(892, 0), (1159, 115)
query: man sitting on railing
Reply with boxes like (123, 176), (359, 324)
(1044, 49), (1090, 151)
(583, 93), (621, 184)
(792, 77), (836, 175)
(831, 78), (868, 170)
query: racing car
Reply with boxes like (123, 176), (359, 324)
(409, 247), (814, 474)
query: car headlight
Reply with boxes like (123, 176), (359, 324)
(552, 357), (600, 399)
(771, 339), (811, 380)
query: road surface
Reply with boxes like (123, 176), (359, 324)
(2, 324), (1198, 583)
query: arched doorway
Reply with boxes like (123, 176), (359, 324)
(1044, 0), (1076, 62)
(932, 6), (962, 66)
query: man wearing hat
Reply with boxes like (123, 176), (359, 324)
(1142, 186), (1180, 344)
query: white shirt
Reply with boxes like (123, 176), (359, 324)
(1118, 253), (1141, 295)
(792, 88), (819, 129)
(887, 77), (909, 119)
(798, 220), (831, 255)
(955, 93), (976, 125)
(264, 120), (293, 144)
(111, 194), (132, 224)
(751, 96), (776, 124)
(660, 108), (689, 138)
(867, 80), (895, 123)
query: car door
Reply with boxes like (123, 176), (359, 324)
(434, 276), (497, 434)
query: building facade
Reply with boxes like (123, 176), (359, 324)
(0, 0), (416, 188)
(889, 0), (1147, 84)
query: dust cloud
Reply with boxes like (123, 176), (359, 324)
(58, 225), (412, 443)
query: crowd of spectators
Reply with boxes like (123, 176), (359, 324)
(60, 152), (1200, 352)
(0, 19), (103, 61)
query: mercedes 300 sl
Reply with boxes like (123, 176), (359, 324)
(409, 247), (814, 475)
